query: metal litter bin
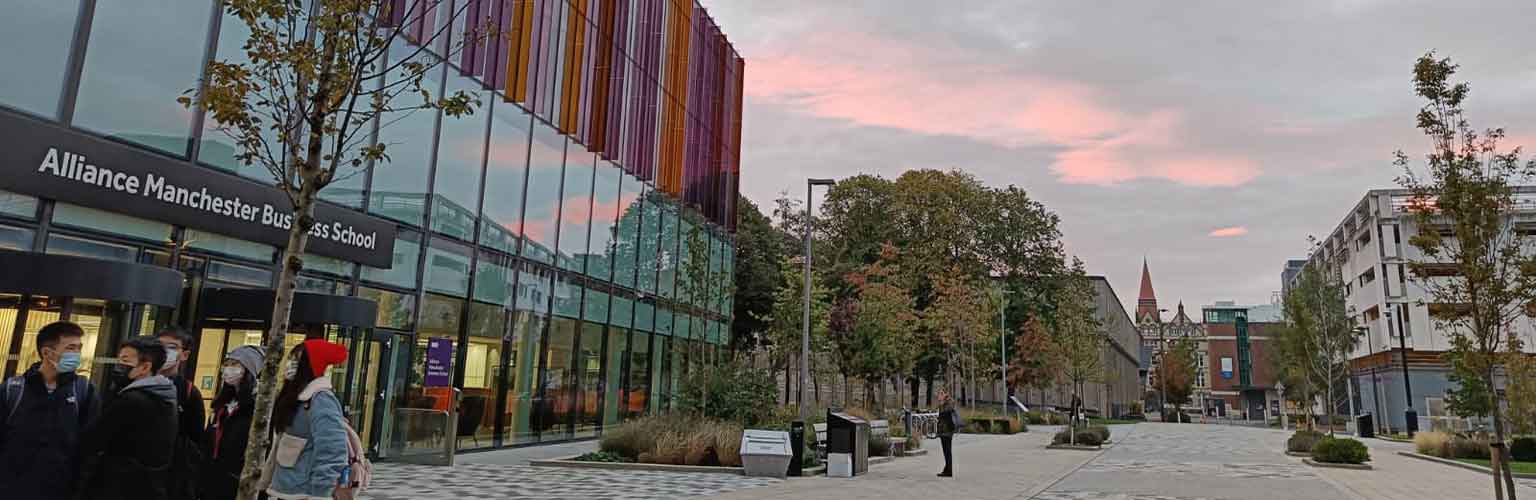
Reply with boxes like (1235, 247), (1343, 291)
(827, 411), (869, 477)
(1356, 414), (1375, 439)
(740, 430), (793, 478)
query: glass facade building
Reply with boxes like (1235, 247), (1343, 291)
(0, 0), (742, 453)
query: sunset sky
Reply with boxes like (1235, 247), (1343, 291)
(705, 0), (1536, 316)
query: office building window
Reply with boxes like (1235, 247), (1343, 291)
(0, 0), (79, 118)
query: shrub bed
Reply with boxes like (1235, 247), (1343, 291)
(573, 451), (633, 463)
(1511, 437), (1536, 463)
(1413, 431), (1452, 458)
(599, 415), (744, 467)
(1287, 430), (1324, 454)
(1312, 437), (1370, 464)
(1450, 436), (1491, 460)
(1051, 426), (1109, 447)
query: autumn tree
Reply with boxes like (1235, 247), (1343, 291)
(761, 256), (829, 404)
(1156, 337), (1198, 419)
(1051, 260), (1103, 438)
(1009, 317), (1061, 406)
(1397, 53), (1536, 499)
(184, 2), (479, 497)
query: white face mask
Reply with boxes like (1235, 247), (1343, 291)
(162, 347), (181, 370)
(284, 359), (299, 380)
(221, 366), (245, 386)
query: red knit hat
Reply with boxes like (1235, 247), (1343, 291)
(303, 339), (348, 376)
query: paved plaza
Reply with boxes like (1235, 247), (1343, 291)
(360, 423), (1536, 500)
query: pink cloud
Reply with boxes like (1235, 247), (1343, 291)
(1208, 226), (1249, 237)
(746, 32), (1263, 187)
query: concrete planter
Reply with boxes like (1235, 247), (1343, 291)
(1397, 451), (1536, 479)
(1303, 458), (1373, 470)
(531, 455), (745, 475)
(1284, 451), (1312, 458)
(1047, 444), (1105, 451)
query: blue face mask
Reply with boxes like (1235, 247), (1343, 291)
(57, 352), (82, 373)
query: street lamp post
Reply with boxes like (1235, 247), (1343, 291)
(800, 179), (835, 421)
(1364, 325), (1384, 433)
(1156, 308), (1169, 421)
(998, 290), (1013, 418)
(1387, 309), (1417, 436)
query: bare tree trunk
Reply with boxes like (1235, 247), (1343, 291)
(1487, 375), (1517, 500)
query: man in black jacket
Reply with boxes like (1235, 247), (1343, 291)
(77, 336), (179, 500)
(155, 328), (205, 500)
(0, 321), (99, 500)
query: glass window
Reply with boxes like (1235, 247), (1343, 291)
(359, 286), (416, 330)
(0, 224), (34, 251)
(602, 327), (627, 425)
(625, 331), (650, 418)
(423, 237), (472, 296)
(650, 336), (668, 413)
(206, 259), (272, 287)
(575, 321), (604, 437)
(585, 163), (621, 282)
(610, 179), (643, 289)
(53, 203), (172, 243)
(73, 0), (214, 156)
(538, 317), (576, 440)
(46, 234), (136, 262)
(295, 275), (337, 294)
(184, 229), (275, 263)
(520, 125), (565, 264)
(472, 253), (516, 308)
(552, 274), (581, 319)
(0, 190), (39, 220)
(368, 39), (445, 226)
(655, 308), (673, 337)
(479, 101), (532, 255)
(637, 195), (660, 294)
(609, 295), (633, 329)
(634, 301), (654, 333)
(555, 147), (593, 273)
(517, 263), (552, 315)
(675, 313), (691, 340)
(507, 308), (545, 444)
(362, 230), (421, 289)
(583, 289), (609, 324)
(463, 301), (504, 447)
(0, 0), (78, 118)
(431, 74), (490, 240)
(302, 253), (355, 277)
(657, 205), (679, 299)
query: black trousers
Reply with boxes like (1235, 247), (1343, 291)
(939, 435), (954, 474)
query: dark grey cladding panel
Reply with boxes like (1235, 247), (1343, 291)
(200, 287), (378, 328)
(0, 248), (184, 306)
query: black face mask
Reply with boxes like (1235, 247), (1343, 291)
(109, 363), (133, 385)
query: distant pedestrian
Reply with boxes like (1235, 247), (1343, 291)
(198, 345), (264, 500)
(77, 335), (179, 500)
(156, 328), (206, 500)
(0, 321), (100, 500)
(936, 390), (960, 478)
(261, 339), (354, 500)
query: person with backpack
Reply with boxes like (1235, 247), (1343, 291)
(261, 339), (360, 500)
(197, 345), (263, 500)
(155, 328), (206, 500)
(76, 335), (179, 500)
(936, 390), (960, 478)
(0, 321), (99, 500)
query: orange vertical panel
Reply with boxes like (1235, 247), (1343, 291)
(506, 0), (536, 103)
(560, 0), (588, 134)
(589, 0), (617, 153)
(659, 0), (690, 196)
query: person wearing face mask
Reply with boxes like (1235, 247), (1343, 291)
(259, 339), (354, 500)
(0, 321), (99, 500)
(155, 328), (205, 500)
(197, 345), (263, 500)
(76, 336), (179, 500)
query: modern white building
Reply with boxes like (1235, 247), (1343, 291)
(1298, 188), (1536, 432)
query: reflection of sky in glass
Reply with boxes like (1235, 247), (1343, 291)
(0, 0), (76, 118)
(584, 164), (622, 282)
(556, 144), (594, 273)
(431, 73), (489, 240)
(424, 238), (472, 296)
(74, 0), (215, 156)
(637, 196), (661, 293)
(362, 231), (421, 289)
(610, 178), (644, 289)
(368, 38), (445, 227)
(480, 101), (532, 254)
(520, 125), (565, 263)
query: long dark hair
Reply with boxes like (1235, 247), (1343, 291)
(211, 369), (255, 416)
(271, 344), (318, 433)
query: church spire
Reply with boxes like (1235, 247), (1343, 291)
(1136, 259), (1160, 322)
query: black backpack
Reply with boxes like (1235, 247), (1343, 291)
(3, 374), (89, 423)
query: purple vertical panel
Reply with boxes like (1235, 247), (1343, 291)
(602, 0), (627, 162)
(526, 0), (548, 109)
(482, 0), (506, 88)
(643, 0), (662, 182)
(385, 0), (409, 27)
(459, 0), (482, 75)
(579, 0), (599, 146)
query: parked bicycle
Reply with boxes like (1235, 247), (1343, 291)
(902, 407), (941, 439)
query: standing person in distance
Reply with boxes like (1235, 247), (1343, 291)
(936, 389), (960, 478)
(0, 321), (99, 500)
(156, 328), (206, 500)
(77, 336), (179, 500)
(261, 339), (352, 500)
(198, 346), (264, 500)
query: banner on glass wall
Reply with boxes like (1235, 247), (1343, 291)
(425, 337), (454, 388)
(0, 112), (396, 267)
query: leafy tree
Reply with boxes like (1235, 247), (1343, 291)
(184, 2), (478, 497)
(828, 244), (917, 410)
(1279, 241), (1357, 436)
(1396, 52), (1536, 499)
(761, 256), (830, 404)
(676, 360), (778, 427)
(731, 195), (786, 351)
(1009, 317), (1061, 404)
(1505, 354), (1536, 436)
(1051, 259), (1103, 436)
(1156, 337), (1198, 419)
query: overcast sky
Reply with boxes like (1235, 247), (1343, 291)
(703, 0), (1536, 318)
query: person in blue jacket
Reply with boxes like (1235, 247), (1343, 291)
(264, 339), (350, 500)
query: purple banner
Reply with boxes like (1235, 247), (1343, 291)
(425, 337), (453, 387)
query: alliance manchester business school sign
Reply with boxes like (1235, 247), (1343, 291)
(0, 112), (396, 268)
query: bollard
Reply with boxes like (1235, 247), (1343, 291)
(789, 421), (806, 477)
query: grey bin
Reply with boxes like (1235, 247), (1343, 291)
(740, 430), (793, 478)
(827, 411), (869, 477)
